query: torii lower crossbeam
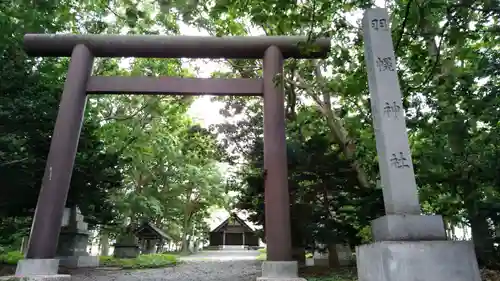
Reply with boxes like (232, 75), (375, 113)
(87, 76), (264, 96)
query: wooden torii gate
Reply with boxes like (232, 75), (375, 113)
(22, 34), (331, 263)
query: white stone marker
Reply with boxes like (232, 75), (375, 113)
(356, 9), (481, 281)
(363, 8), (420, 215)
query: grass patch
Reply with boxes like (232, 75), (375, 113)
(99, 254), (178, 269)
(0, 251), (24, 265)
(258, 248), (267, 253)
(256, 253), (266, 261)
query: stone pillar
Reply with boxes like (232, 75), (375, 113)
(242, 232), (245, 247)
(259, 46), (302, 281)
(14, 44), (94, 279)
(222, 231), (226, 249)
(356, 8), (481, 281)
(56, 207), (99, 268)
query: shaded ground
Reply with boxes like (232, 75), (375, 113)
(299, 266), (357, 281)
(70, 250), (261, 281)
(0, 265), (14, 277)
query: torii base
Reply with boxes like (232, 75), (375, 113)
(256, 261), (306, 281)
(0, 259), (70, 281)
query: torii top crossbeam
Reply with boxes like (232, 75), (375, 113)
(24, 34), (331, 59)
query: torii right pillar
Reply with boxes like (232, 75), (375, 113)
(357, 8), (481, 281)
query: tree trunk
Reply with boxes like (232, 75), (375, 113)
(311, 63), (371, 190)
(181, 231), (189, 253)
(292, 247), (306, 266)
(100, 230), (110, 256)
(328, 244), (341, 268)
(468, 207), (494, 266)
(20, 236), (29, 253)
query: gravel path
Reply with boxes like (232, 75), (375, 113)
(71, 253), (262, 281)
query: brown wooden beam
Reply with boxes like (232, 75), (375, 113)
(86, 76), (263, 96)
(263, 45), (292, 261)
(24, 34), (331, 59)
(26, 45), (94, 260)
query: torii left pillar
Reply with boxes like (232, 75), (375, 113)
(14, 44), (93, 279)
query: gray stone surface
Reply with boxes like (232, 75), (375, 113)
(0, 275), (70, 281)
(15, 259), (59, 276)
(113, 234), (140, 259)
(58, 256), (99, 268)
(359, 8), (481, 281)
(312, 253), (328, 267)
(371, 214), (447, 241)
(56, 232), (90, 257)
(56, 207), (98, 269)
(312, 244), (353, 267)
(363, 7), (420, 215)
(312, 249), (328, 267)
(336, 244), (354, 266)
(113, 245), (140, 259)
(356, 241), (481, 281)
(261, 261), (298, 278)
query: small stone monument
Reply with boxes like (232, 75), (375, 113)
(312, 244), (353, 267)
(56, 206), (99, 268)
(312, 249), (328, 267)
(113, 225), (140, 259)
(335, 244), (353, 266)
(357, 8), (481, 281)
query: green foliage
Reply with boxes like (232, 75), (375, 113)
(93, 94), (228, 248)
(0, 251), (24, 265)
(99, 254), (178, 269)
(256, 253), (266, 261)
(91, 56), (228, 249)
(198, 0), (500, 268)
(227, 106), (383, 249)
(0, 0), (125, 247)
(0, 218), (30, 249)
(0, 0), (227, 252)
